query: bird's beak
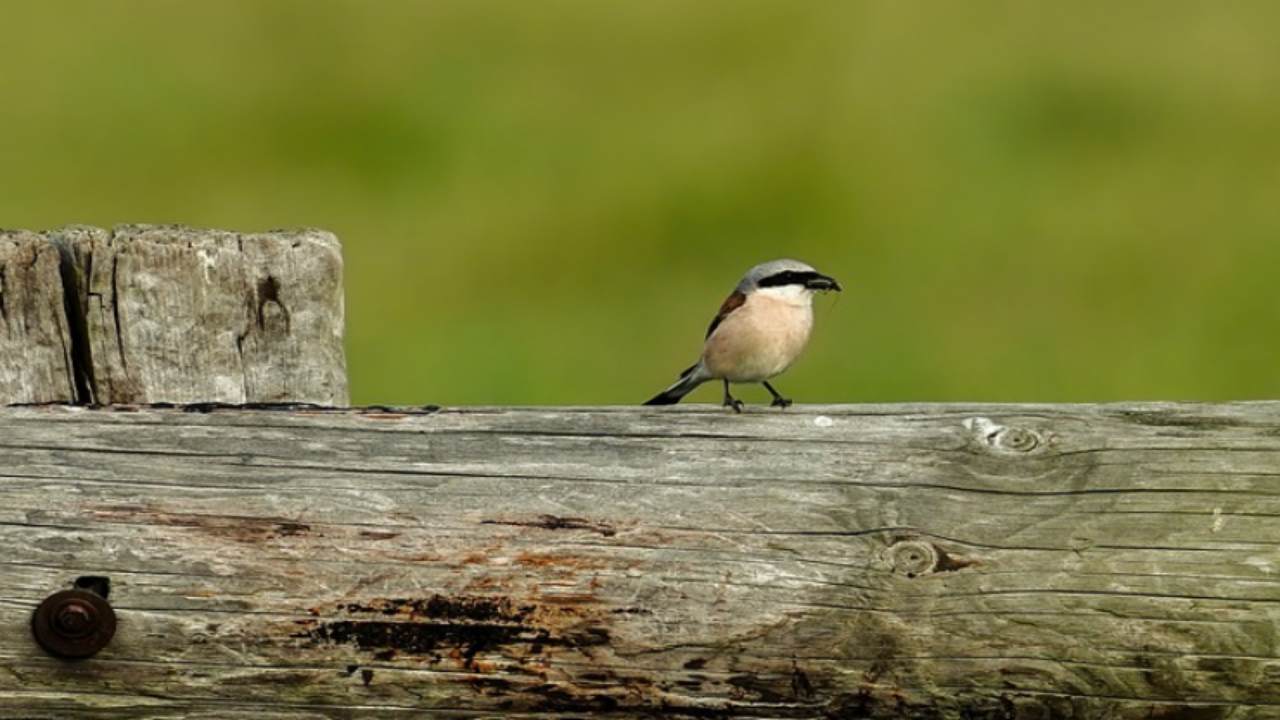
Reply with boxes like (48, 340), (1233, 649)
(806, 274), (842, 292)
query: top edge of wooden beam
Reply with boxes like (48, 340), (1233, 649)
(3, 400), (1278, 417)
(7, 223), (340, 245)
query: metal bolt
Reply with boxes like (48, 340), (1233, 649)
(32, 589), (116, 659)
(54, 601), (96, 637)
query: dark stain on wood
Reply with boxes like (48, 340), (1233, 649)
(89, 504), (310, 542)
(481, 514), (617, 537)
(515, 550), (608, 569)
(356, 404), (442, 415)
(1117, 410), (1246, 430)
(274, 521), (310, 536)
(527, 683), (623, 714)
(300, 618), (529, 665)
(295, 594), (612, 669)
(338, 595), (534, 624)
(255, 274), (291, 332)
(467, 676), (515, 693)
(171, 400), (347, 413)
(825, 689), (953, 720)
(537, 593), (601, 607)
(727, 673), (795, 704)
(791, 664), (815, 699)
(1145, 706), (1230, 720)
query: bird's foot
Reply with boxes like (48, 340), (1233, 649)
(761, 381), (791, 409)
(723, 398), (745, 413)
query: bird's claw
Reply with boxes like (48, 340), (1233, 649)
(724, 399), (745, 413)
(771, 397), (793, 408)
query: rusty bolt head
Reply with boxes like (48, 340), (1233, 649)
(54, 602), (96, 637)
(32, 589), (116, 659)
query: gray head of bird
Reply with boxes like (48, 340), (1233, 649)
(737, 258), (842, 297)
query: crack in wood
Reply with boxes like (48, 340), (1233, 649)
(481, 514), (618, 537)
(109, 253), (126, 373)
(88, 504), (312, 543)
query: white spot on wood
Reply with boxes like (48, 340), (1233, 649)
(814, 415), (834, 428)
(963, 416), (1043, 453)
(1212, 507), (1224, 533)
(197, 247), (219, 283)
(1244, 556), (1274, 574)
(964, 416), (1004, 438)
(212, 375), (246, 401)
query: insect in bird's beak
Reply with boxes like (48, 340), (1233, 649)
(805, 274), (841, 292)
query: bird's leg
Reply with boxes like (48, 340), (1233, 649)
(722, 380), (744, 413)
(763, 381), (792, 408)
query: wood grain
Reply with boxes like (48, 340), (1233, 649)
(50, 225), (348, 406)
(2, 403), (1278, 718)
(0, 231), (76, 404)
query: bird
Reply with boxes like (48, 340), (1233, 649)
(644, 259), (841, 412)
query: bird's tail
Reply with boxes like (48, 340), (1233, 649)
(644, 364), (707, 406)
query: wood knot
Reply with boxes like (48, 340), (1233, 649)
(886, 540), (938, 578)
(964, 417), (1045, 454)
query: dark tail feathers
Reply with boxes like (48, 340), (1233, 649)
(644, 364), (702, 406)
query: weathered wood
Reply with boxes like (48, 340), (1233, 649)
(0, 231), (77, 404)
(49, 224), (348, 406)
(2, 402), (1278, 718)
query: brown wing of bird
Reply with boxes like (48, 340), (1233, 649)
(705, 290), (746, 339)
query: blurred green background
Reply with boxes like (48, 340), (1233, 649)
(3, 2), (1278, 405)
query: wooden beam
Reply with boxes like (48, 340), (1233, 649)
(0, 230), (76, 404)
(2, 403), (1278, 718)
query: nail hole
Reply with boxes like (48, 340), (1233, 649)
(73, 576), (110, 600)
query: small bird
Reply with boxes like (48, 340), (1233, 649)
(644, 259), (841, 411)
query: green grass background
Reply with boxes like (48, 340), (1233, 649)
(3, 2), (1278, 405)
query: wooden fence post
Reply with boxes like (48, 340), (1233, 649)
(0, 230), (77, 404)
(51, 224), (348, 406)
(1, 225), (348, 407)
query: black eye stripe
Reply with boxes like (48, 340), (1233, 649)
(758, 270), (820, 288)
